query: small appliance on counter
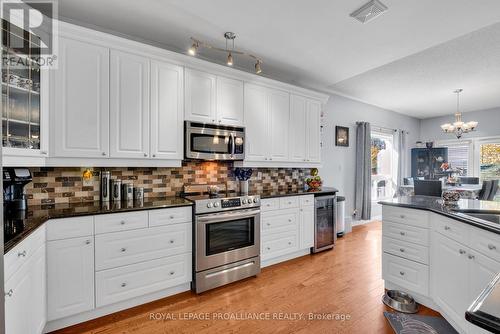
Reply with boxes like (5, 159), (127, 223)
(100, 171), (111, 202)
(122, 183), (134, 201)
(3, 167), (32, 211)
(110, 179), (122, 202)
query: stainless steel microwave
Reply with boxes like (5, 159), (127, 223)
(184, 121), (245, 161)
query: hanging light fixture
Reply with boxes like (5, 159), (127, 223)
(187, 32), (263, 74)
(441, 89), (478, 139)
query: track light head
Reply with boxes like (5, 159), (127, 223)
(188, 42), (198, 56)
(255, 61), (262, 74)
(227, 52), (234, 66)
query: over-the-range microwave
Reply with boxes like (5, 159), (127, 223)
(184, 121), (245, 161)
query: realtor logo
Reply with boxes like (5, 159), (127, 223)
(2, 0), (58, 67)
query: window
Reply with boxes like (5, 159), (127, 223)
(437, 140), (473, 176)
(371, 131), (396, 201)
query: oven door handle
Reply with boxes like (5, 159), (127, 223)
(196, 209), (261, 224)
(230, 133), (235, 158)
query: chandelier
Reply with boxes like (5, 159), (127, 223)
(188, 32), (263, 74)
(440, 89), (478, 139)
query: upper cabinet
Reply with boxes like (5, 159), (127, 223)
(150, 60), (184, 160)
(52, 37), (110, 158)
(268, 89), (290, 161)
(110, 50), (150, 159)
(184, 68), (244, 126)
(289, 95), (307, 162)
(306, 99), (321, 163)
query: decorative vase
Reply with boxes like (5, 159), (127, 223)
(442, 190), (460, 204)
(240, 180), (249, 194)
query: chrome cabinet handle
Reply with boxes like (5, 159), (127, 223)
(121, 283), (127, 287)
(85, 240), (91, 245)
(288, 201), (292, 205)
(143, 153), (147, 157)
(266, 223), (271, 226)
(169, 240), (174, 244)
(468, 254), (475, 260)
(399, 248), (405, 253)
(212, 119), (215, 123)
(121, 247), (127, 252)
(399, 271), (405, 276)
(18, 250), (27, 257)
(444, 226), (451, 231)
(102, 152), (106, 156)
(266, 247), (270, 250)
(288, 241), (292, 245)
(400, 215), (405, 219)
(288, 219), (292, 222)
(169, 271), (175, 275)
(400, 232), (406, 236)
(169, 215), (175, 219)
(120, 220), (126, 225)
(5, 289), (13, 297)
(269, 158), (273, 161)
(488, 244), (497, 250)
(459, 249), (466, 254)
(152, 154), (156, 158)
(41, 151), (47, 155)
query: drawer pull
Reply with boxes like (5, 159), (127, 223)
(266, 204), (271, 207)
(399, 248), (405, 253)
(400, 215), (405, 219)
(169, 271), (175, 275)
(17, 250), (27, 257)
(288, 201), (292, 205)
(488, 244), (497, 250)
(121, 283), (127, 288)
(444, 226), (451, 231)
(85, 240), (91, 245)
(288, 219), (292, 222)
(399, 271), (405, 276)
(266, 247), (271, 250)
(468, 254), (475, 260)
(400, 232), (406, 236)
(169, 215), (175, 219)
(169, 240), (175, 244)
(5, 289), (13, 297)
(288, 241), (292, 245)
(120, 248), (127, 252)
(120, 220), (126, 225)
(267, 223), (271, 226)
(459, 249), (466, 255)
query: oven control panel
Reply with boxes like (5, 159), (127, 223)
(195, 196), (260, 214)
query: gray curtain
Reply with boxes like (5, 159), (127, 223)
(396, 130), (408, 190)
(354, 122), (371, 220)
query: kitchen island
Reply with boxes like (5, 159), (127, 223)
(380, 195), (500, 334)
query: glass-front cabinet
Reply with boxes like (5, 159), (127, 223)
(2, 19), (48, 162)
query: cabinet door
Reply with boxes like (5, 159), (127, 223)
(53, 37), (109, 157)
(31, 245), (47, 334)
(244, 83), (269, 161)
(110, 50), (150, 158)
(431, 233), (469, 329)
(300, 206), (315, 249)
(150, 60), (183, 160)
(289, 95), (307, 162)
(47, 236), (95, 321)
(184, 68), (216, 123)
(216, 76), (244, 126)
(268, 89), (290, 161)
(306, 99), (321, 162)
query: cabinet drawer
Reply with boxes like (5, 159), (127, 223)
(382, 252), (429, 296)
(382, 206), (429, 228)
(261, 198), (280, 212)
(262, 233), (299, 261)
(149, 207), (192, 227)
(280, 196), (299, 209)
(262, 209), (298, 235)
(382, 236), (429, 265)
(4, 225), (45, 282)
(95, 211), (148, 234)
(95, 223), (191, 271)
(382, 221), (429, 246)
(299, 195), (314, 207)
(96, 253), (191, 307)
(47, 216), (94, 241)
(470, 226), (500, 263)
(432, 214), (470, 246)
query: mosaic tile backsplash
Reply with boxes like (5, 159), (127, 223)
(26, 161), (310, 205)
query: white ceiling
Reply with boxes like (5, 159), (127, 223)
(57, 0), (500, 118)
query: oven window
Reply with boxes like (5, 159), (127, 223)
(206, 218), (254, 256)
(191, 134), (231, 154)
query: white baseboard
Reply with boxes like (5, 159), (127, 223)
(43, 282), (191, 333)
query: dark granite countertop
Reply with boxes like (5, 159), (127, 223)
(466, 273), (500, 333)
(379, 195), (500, 234)
(254, 187), (338, 199)
(4, 197), (193, 254)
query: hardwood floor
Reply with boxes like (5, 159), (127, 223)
(52, 221), (441, 334)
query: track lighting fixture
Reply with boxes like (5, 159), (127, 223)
(187, 32), (263, 74)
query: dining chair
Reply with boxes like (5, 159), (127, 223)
(414, 180), (443, 197)
(458, 177), (480, 185)
(403, 177), (414, 185)
(478, 181), (492, 200)
(487, 180), (499, 201)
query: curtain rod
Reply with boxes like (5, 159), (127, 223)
(355, 122), (410, 135)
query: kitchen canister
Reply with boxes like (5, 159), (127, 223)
(122, 183), (134, 201)
(134, 187), (144, 201)
(110, 179), (122, 202)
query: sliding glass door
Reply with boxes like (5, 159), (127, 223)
(371, 131), (397, 217)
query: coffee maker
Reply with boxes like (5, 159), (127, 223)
(3, 168), (32, 211)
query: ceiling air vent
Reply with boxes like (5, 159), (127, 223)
(350, 0), (388, 23)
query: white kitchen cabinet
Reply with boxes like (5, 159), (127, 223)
(306, 99), (321, 162)
(150, 60), (184, 160)
(184, 68), (217, 123)
(216, 76), (244, 126)
(52, 37), (110, 158)
(47, 236), (95, 320)
(268, 88), (290, 161)
(244, 83), (269, 161)
(289, 95), (307, 162)
(4, 243), (46, 334)
(110, 50), (150, 158)
(299, 205), (315, 249)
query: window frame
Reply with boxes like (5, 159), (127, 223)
(435, 139), (474, 176)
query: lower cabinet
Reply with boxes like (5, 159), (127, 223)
(47, 236), (95, 321)
(300, 205), (314, 249)
(4, 243), (46, 334)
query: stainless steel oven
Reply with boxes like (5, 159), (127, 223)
(185, 121), (245, 161)
(188, 193), (261, 293)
